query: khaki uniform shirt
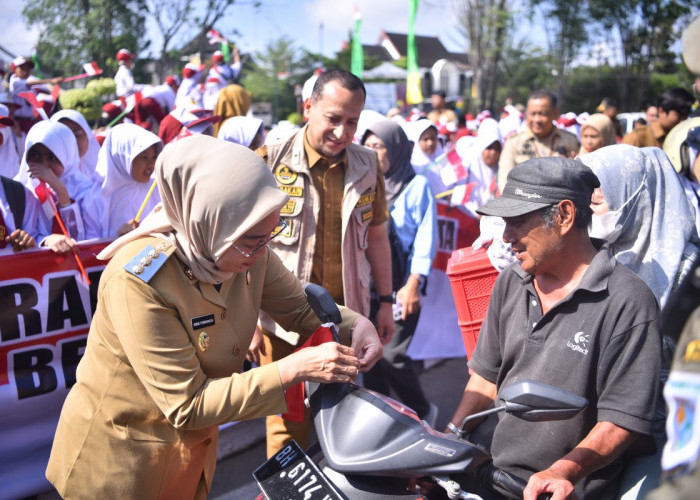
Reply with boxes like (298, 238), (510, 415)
(498, 127), (580, 191)
(257, 127), (388, 344)
(621, 121), (665, 148)
(46, 236), (358, 499)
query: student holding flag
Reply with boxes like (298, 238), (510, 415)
(85, 123), (163, 237)
(15, 120), (97, 242)
(9, 56), (63, 133)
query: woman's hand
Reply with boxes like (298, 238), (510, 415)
(396, 274), (421, 320)
(27, 164), (71, 206)
(350, 315), (383, 371)
(277, 342), (360, 389)
(6, 229), (36, 252)
(43, 234), (78, 254)
(117, 218), (139, 236)
(246, 325), (267, 366)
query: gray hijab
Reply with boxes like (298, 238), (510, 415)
(580, 144), (699, 306)
(363, 119), (415, 205)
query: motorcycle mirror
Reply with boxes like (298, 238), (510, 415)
(499, 380), (588, 422)
(303, 283), (343, 326)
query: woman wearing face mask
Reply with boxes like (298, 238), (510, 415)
(580, 144), (699, 307)
(46, 135), (382, 499)
(580, 144), (700, 499)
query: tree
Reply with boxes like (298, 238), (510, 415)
(22, 0), (148, 79)
(529, 0), (590, 109)
(454, 0), (511, 113)
(242, 36), (304, 122)
(588, 0), (695, 109)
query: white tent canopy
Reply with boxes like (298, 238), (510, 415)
(363, 62), (407, 80)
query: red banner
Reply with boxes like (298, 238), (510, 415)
(0, 239), (112, 499)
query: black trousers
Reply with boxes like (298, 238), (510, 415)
(364, 300), (431, 418)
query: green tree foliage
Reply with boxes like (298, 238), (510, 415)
(242, 36), (302, 122)
(22, 0), (148, 79)
(588, 0), (695, 108)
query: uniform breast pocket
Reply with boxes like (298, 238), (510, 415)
(353, 208), (372, 250)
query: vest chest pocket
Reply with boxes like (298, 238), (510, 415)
(353, 207), (372, 249)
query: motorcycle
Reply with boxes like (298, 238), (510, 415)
(254, 284), (588, 500)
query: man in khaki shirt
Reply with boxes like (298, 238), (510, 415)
(255, 69), (394, 457)
(622, 87), (695, 148)
(498, 90), (579, 192)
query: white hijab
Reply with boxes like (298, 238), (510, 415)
(15, 120), (95, 203)
(50, 109), (102, 181)
(99, 135), (289, 284)
(0, 124), (21, 179)
(217, 116), (264, 148)
(463, 118), (502, 214)
(88, 123), (163, 238)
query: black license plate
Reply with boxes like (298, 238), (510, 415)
(253, 440), (343, 500)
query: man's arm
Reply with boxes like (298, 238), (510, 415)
(365, 222), (394, 344)
(523, 421), (640, 500)
(446, 371), (498, 433)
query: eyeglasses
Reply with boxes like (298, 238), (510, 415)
(231, 219), (289, 258)
(364, 142), (386, 152)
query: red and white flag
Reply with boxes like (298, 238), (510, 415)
(206, 29), (227, 45)
(435, 148), (468, 187)
(449, 182), (479, 206)
(17, 91), (49, 120)
(63, 61), (103, 82)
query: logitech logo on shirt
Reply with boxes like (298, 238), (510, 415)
(567, 331), (589, 355)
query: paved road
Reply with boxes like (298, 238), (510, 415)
(209, 356), (470, 499)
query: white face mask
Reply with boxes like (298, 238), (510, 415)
(589, 174), (646, 244)
(589, 209), (623, 243)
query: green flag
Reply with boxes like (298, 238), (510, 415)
(351, 8), (363, 78)
(406, 0), (423, 104)
(221, 41), (230, 64)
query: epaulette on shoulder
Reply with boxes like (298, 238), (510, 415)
(124, 240), (175, 283)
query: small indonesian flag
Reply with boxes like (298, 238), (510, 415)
(123, 91), (143, 113)
(82, 61), (101, 75)
(206, 29), (227, 45)
(436, 148), (468, 187)
(18, 91), (49, 120)
(450, 182), (478, 206)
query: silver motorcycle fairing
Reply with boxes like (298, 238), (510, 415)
(308, 381), (491, 477)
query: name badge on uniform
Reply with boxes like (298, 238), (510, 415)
(279, 185), (303, 197)
(280, 200), (296, 215)
(361, 208), (373, 222)
(191, 314), (215, 330)
(356, 189), (376, 208)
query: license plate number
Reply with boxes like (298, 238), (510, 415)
(253, 440), (342, 500)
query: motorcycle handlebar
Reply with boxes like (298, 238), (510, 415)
(482, 463), (552, 500)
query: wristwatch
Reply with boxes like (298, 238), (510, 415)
(378, 294), (395, 304)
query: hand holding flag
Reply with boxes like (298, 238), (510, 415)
(35, 182), (90, 285)
(63, 62), (103, 83)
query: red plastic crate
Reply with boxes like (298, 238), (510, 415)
(446, 246), (498, 359)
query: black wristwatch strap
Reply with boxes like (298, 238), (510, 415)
(378, 294), (395, 304)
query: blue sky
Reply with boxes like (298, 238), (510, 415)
(2, 0), (469, 62)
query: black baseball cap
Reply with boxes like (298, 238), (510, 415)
(477, 157), (600, 217)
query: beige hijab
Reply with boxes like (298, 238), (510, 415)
(98, 134), (288, 283)
(579, 113), (617, 155)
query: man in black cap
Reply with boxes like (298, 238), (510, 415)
(447, 157), (661, 499)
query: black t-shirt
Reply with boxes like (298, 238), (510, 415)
(469, 245), (661, 495)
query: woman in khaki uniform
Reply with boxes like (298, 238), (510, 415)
(46, 135), (382, 499)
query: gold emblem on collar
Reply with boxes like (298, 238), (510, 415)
(184, 267), (195, 280)
(198, 331), (210, 351)
(275, 165), (298, 185)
